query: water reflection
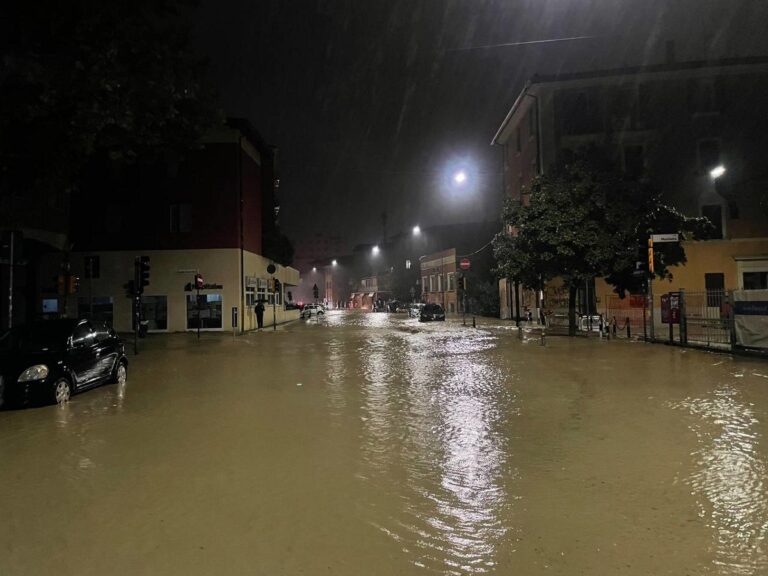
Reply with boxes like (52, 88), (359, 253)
(359, 322), (512, 573)
(672, 385), (768, 574)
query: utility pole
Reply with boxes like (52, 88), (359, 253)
(648, 237), (655, 341)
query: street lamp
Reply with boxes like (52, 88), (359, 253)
(312, 266), (317, 272)
(372, 245), (380, 256)
(331, 259), (338, 266)
(710, 165), (726, 179)
(412, 225), (421, 236)
(453, 170), (467, 185)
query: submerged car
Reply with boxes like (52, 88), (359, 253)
(408, 303), (425, 318)
(300, 304), (325, 319)
(0, 319), (127, 407)
(419, 303), (446, 322)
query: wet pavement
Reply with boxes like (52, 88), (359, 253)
(2, 310), (768, 575)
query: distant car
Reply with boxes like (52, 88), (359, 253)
(419, 303), (446, 322)
(408, 303), (425, 318)
(0, 319), (127, 407)
(300, 304), (325, 319)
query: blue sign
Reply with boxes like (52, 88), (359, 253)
(734, 301), (768, 316)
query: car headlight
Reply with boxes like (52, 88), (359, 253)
(18, 364), (49, 382)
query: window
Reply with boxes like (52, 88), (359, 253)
(246, 286), (256, 307)
(705, 273), (725, 307)
(528, 109), (536, 138)
(702, 205), (723, 239)
(437, 274), (443, 292)
(688, 79), (720, 114)
(257, 279), (267, 305)
(447, 272), (455, 291)
(141, 295), (168, 331)
(421, 276), (427, 292)
(42, 299), (58, 314)
(743, 272), (768, 290)
(77, 296), (114, 325)
(170, 203), (191, 233)
(429, 275), (435, 292)
(405, 259), (411, 270)
(698, 139), (721, 171)
(84, 255), (100, 279)
(623, 145), (644, 180)
(449, 302), (456, 313)
(560, 89), (601, 135)
(187, 294), (222, 329)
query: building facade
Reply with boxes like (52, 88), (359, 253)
(493, 57), (768, 319)
(42, 119), (299, 332)
(420, 249), (459, 313)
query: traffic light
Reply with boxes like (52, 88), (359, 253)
(274, 279), (281, 294)
(139, 256), (150, 289)
(68, 275), (80, 294)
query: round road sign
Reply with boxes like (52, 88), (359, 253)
(459, 258), (471, 270)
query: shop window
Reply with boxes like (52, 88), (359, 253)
(743, 272), (768, 290)
(246, 286), (256, 307)
(186, 293), (222, 329)
(141, 295), (168, 331)
(77, 297), (114, 326)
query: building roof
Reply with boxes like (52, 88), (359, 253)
(492, 55), (768, 146)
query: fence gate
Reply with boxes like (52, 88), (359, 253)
(681, 290), (732, 348)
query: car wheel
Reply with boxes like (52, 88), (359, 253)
(52, 378), (71, 405)
(112, 361), (127, 385)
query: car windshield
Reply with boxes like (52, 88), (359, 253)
(0, 322), (73, 352)
(424, 304), (443, 313)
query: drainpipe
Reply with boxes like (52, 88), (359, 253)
(239, 135), (245, 333)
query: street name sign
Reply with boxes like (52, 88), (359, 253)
(651, 233), (679, 243)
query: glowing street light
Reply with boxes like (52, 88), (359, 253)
(312, 266), (317, 272)
(710, 165), (726, 179)
(372, 245), (380, 256)
(331, 259), (338, 267)
(453, 170), (467, 184)
(412, 225), (421, 236)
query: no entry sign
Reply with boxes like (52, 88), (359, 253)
(459, 258), (471, 270)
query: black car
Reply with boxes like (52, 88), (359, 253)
(0, 319), (128, 407)
(419, 303), (446, 322)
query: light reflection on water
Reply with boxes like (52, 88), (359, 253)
(357, 319), (512, 573)
(671, 385), (768, 575)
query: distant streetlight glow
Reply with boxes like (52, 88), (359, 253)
(710, 165), (726, 179)
(372, 245), (380, 256)
(312, 266), (317, 272)
(453, 170), (467, 184)
(331, 259), (338, 267)
(412, 225), (421, 236)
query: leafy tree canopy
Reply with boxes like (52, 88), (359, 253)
(493, 157), (713, 333)
(1, 0), (221, 199)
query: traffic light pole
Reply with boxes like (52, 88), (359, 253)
(7, 230), (13, 329)
(272, 275), (276, 331)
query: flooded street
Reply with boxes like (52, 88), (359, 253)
(2, 311), (768, 575)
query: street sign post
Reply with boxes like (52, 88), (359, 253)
(651, 233), (679, 243)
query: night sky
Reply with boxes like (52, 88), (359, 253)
(193, 0), (768, 248)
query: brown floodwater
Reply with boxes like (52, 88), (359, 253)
(1, 311), (768, 575)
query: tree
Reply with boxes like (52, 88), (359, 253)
(0, 0), (221, 205)
(493, 161), (713, 335)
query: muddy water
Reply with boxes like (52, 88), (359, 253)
(2, 311), (768, 575)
